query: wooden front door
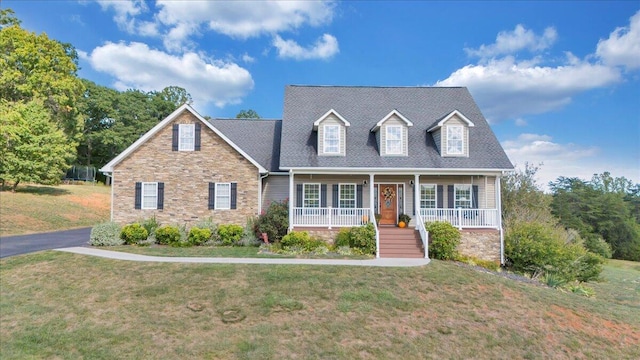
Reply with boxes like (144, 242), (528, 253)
(379, 184), (397, 225)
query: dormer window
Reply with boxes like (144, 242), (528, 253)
(386, 125), (403, 154)
(324, 125), (340, 154)
(447, 125), (463, 155)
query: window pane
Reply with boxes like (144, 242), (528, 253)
(179, 124), (195, 151)
(454, 185), (471, 208)
(142, 183), (157, 209)
(216, 183), (231, 209)
(420, 184), (436, 208)
(324, 125), (339, 153)
(386, 126), (402, 154)
(447, 126), (463, 154)
(339, 184), (355, 208)
(303, 184), (320, 208)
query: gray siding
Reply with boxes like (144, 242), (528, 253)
(442, 115), (469, 157)
(317, 115), (346, 156)
(379, 116), (408, 156)
(262, 175), (289, 211)
(417, 175), (494, 209)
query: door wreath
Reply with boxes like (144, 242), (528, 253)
(382, 186), (395, 208)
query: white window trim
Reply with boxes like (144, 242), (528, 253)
(215, 182), (231, 210)
(446, 125), (464, 155)
(338, 183), (356, 209)
(303, 183), (321, 208)
(386, 125), (403, 155)
(179, 123), (195, 151)
(141, 182), (158, 210)
(323, 124), (340, 154)
(420, 183), (437, 209)
(454, 184), (472, 209)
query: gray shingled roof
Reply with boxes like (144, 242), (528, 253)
(208, 119), (282, 172)
(280, 86), (514, 170)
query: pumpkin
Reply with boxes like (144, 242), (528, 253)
(398, 221), (406, 228)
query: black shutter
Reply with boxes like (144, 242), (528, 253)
(230, 183), (237, 209)
(332, 184), (339, 208)
(472, 185), (479, 209)
(134, 182), (142, 209)
(194, 123), (201, 151)
(321, 184), (327, 207)
(157, 182), (164, 210)
(172, 124), (179, 151)
(437, 185), (444, 209)
(356, 185), (363, 208)
(208, 182), (215, 209)
(448, 185), (454, 208)
(296, 184), (303, 207)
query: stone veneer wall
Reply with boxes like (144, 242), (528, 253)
(457, 229), (501, 262)
(112, 110), (259, 226)
(292, 227), (343, 244)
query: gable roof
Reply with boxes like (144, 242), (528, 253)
(280, 85), (513, 171)
(427, 109), (475, 132)
(312, 109), (350, 130)
(371, 109), (413, 132)
(99, 104), (269, 173)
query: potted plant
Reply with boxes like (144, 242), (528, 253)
(398, 213), (411, 228)
(374, 213), (382, 224)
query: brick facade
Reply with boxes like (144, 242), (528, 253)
(457, 229), (501, 262)
(112, 110), (259, 226)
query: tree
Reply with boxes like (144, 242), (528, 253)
(0, 100), (75, 191)
(236, 109), (260, 119)
(500, 163), (555, 231)
(0, 8), (21, 28)
(0, 17), (84, 138)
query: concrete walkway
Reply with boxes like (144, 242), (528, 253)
(55, 247), (430, 267)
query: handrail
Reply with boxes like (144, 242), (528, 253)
(371, 208), (380, 258)
(415, 211), (429, 259)
(419, 208), (499, 229)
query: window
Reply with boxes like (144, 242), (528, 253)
(339, 184), (356, 208)
(323, 125), (340, 154)
(386, 125), (403, 154)
(216, 183), (231, 209)
(179, 124), (195, 151)
(447, 125), (463, 155)
(303, 183), (320, 208)
(454, 184), (472, 209)
(420, 184), (437, 209)
(142, 182), (158, 209)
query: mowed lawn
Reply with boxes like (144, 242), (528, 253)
(0, 184), (110, 236)
(1, 252), (638, 359)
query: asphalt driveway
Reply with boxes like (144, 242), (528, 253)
(0, 227), (91, 258)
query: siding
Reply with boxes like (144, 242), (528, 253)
(262, 175), (289, 211)
(317, 115), (346, 156)
(417, 175), (494, 209)
(380, 115), (408, 156)
(112, 110), (260, 226)
(432, 129), (442, 154)
(441, 115), (469, 157)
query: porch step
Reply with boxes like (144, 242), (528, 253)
(378, 227), (425, 258)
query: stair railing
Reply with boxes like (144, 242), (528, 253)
(371, 208), (380, 258)
(415, 211), (429, 259)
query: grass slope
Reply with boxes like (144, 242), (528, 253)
(0, 184), (110, 236)
(1, 253), (638, 359)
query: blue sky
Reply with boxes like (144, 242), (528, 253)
(7, 1), (640, 188)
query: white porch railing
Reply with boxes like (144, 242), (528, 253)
(419, 208), (499, 229)
(292, 207), (371, 228)
(371, 208), (380, 258)
(415, 211), (429, 258)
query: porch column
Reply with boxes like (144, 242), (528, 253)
(496, 174), (504, 264)
(369, 173), (375, 217)
(288, 169), (294, 231)
(414, 174), (420, 218)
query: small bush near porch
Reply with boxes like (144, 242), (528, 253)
(426, 221), (461, 260)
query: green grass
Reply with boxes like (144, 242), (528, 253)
(0, 184), (110, 236)
(106, 245), (373, 259)
(1, 252), (638, 359)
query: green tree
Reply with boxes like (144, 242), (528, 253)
(0, 100), (75, 191)
(0, 16), (84, 138)
(0, 8), (21, 28)
(236, 109), (260, 119)
(500, 163), (555, 231)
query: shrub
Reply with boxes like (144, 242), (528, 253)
(426, 221), (460, 260)
(188, 227), (212, 246)
(141, 215), (160, 237)
(218, 224), (244, 246)
(238, 217), (260, 247)
(583, 234), (613, 259)
(456, 255), (500, 271)
(335, 228), (351, 248)
(574, 251), (605, 282)
(90, 222), (123, 246)
(120, 223), (148, 245)
(348, 223), (376, 255)
(194, 217), (218, 242)
(155, 225), (181, 245)
(254, 200), (288, 242)
(281, 231), (326, 252)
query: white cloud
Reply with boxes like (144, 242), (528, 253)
(514, 118), (527, 126)
(242, 53), (255, 63)
(85, 42), (254, 108)
(273, 34), (339, 60)
(596, 10), (640, 70)
(502, 133), (639, 191)
(96, 0), (147, 33)
(465, 25), (557, 59)
(436, 56), (620, 121)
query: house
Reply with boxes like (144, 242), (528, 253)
(100, 85), (513, 261)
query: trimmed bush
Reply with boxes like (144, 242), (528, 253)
(188, 227), (212, 246)
(90, 222), (123, 246)
(218, 224), (244, 246)
(349, 223), (376, 255)
(426, 221), (460, 260)
(254, 200), (288, 242)
(120, 223), (148, 245)
(194, 217), (218, 242)
(281, 231), (325, 252)
(155, 225), (181, 245)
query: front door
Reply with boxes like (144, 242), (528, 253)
(379, 184), (397, 225)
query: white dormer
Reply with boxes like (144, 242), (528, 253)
(314, 109), (349, 156)
(427, 110), (474, 157)
(371, 109), (412, 156)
